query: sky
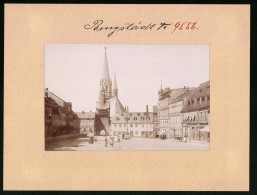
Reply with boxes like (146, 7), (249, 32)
(45, 44), (209, 112)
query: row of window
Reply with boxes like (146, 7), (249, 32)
(113, 123), (153, 128)
(120, 113), (149, 117)
(116, 117), (151, 121)
(184, 111), (208, 122)
(187, 96), (210, 107)
(112, 131), (153, 136)
(80, 121), (93, 125)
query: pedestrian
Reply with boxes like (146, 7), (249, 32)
(109, 136), (114, 147)
(105, 136), (108, 147)
(89, 131), (94, 144)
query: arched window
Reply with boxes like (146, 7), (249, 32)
(116, 117), (120, 121)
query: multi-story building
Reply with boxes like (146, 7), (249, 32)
(168, 88), (195, 138)
(157, 85), (190, 138)
(181, 81), (210, 142)
(111, 107), (154, 138)
(76, 111), (96, 135)
(157, 86), (170, 138)
(45, 89), (80, 138)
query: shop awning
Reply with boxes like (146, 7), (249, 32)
(200, 125), (210, 132)
(157, 130), (166, 135)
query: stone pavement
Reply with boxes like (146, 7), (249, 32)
(45, 136), (209, 151)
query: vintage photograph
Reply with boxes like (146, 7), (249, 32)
(45, 44), (210, 151)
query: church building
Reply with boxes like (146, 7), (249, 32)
(95, 47), (126, 135)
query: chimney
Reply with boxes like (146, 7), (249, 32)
(146, 105), (148, 112)
(127, 106), (129, 112)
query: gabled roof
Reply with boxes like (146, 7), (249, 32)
(109, 96), (126, 116)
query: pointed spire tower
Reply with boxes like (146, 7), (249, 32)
(99, 47), (112, 100)
(102, 47), (110, 81)
(113, 72), (118, 97)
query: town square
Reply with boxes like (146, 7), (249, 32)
(45, 44), (210, 151)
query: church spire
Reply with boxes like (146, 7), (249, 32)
(113, 72), (118, 97)
(113, 72), (117, 89)
(102, 47), (110, 81)
(99, 47), (112, 100)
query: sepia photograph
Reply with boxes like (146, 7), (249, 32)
(45, 44), (210, 151)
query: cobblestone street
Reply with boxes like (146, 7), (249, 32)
(45, 136), (209, 151)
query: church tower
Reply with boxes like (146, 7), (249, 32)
(99, 47), (112, 101)
(95, 47), (126, 136)
(112, 72), (118, 97)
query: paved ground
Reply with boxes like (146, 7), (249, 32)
(45, 136), (209, 151)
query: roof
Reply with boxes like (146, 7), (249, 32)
(169, 88), (186, 100)
(111, 112), (154, 124)
(45, 97), (63, 114)
(181, 81), (210, 113)
(169, 88), (195, 104)
(45, 89), (66, 107)
(76, 112), (96, 119)
(45, 97), (71, 115)
(109, 96), (126, 116)
(96, 95), (126, 117)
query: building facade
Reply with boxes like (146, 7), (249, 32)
(76, 111), (96, 135)
(157, 86), (170, 138)
(45, 89), (80, 138)
(181, 81), (210, 142)
(157, 85), (191, 138)
(111, 110), (154, 138)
